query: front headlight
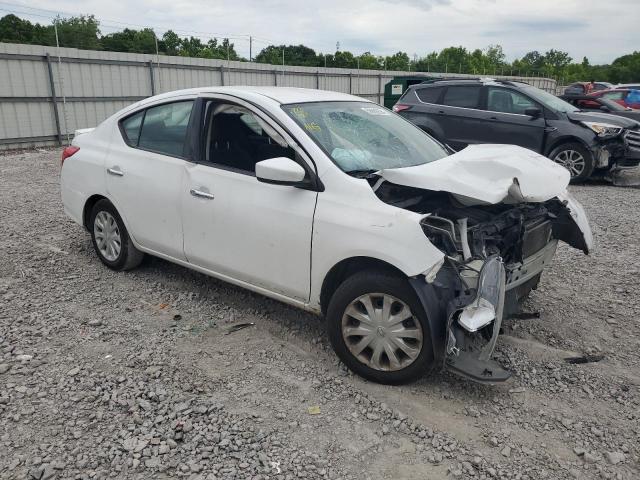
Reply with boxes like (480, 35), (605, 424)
(581, 121), (623, 138)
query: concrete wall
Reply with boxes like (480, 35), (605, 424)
(0, 42), (558, 150)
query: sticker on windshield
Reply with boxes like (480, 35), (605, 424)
(291, 107), (307, 119)
(304, 122), (321, 132)
(360, 107), (390, 116)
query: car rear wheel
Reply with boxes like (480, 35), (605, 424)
(90, 199), (144, 271)
(548, 142), (594, 183)
(326, 270), (434, 384)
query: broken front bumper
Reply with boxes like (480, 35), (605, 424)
(445, 256), (511, 383)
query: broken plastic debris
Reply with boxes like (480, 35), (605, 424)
(307, 406), (321, 415)
(224, 323), (255, 335)
(159, 303), (169, 309)
(564, 354), (605, 364)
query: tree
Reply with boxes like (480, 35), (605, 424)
(101, 28), (157, 54)
(162, 30), (181, 56)
(0, 14), (54, 45)
(0, 14), (35, 43)
(357, 52), (382, 70)
(485, 44), (506, 69)
(436, 46), (469, 73)
(255, 44), (318, 66)
(385, 51), (410, 71)
(542, 49), (572, 77)
(53, 15), (100, 50)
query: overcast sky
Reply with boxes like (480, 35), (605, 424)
(8, 0), (640, 63)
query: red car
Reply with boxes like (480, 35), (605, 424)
(586, 89), (640, 109)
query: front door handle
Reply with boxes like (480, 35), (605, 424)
(190, 189), (215, 200)
(107, 167), (124, 177)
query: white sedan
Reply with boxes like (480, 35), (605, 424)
(60, 86), (593, 384)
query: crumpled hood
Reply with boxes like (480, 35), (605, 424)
(567, 110), (640, 129)
(379, 144), (571, 205)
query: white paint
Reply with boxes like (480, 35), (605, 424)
(255, 157), (306, 183)
(379, 144), (571, 206)
(60, 87), (592, 314)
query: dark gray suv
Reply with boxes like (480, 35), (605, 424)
(393, 79), (640, 182)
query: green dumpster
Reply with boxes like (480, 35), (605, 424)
(383, 76), (430, 109)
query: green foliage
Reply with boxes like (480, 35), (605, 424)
(101, 28), (157, 54)
(53, 15), (101, 50)
(255, 44), (318, 66)
(0, 13), (639, 84)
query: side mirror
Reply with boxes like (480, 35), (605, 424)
(524, 107), (542, 118)
(255, 157), (306, 186)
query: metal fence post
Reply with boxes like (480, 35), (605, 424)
(45, 53), (63, 146)
(349, 73), (353, 94)
(273, 70), (278, 86)
(316, 70), (320, 89)
(148, 61), (155, 95)
(220, 65), (225, 86)
(378, 73), (383, 105)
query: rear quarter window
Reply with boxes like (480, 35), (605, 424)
(415, 87), (443, 104)
(121, 111), (144, 145)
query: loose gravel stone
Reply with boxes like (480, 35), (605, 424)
(1, 150), (639, 480)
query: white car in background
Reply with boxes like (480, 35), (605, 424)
(60, 87), (592, 384)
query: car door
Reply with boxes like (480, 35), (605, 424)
(479, 86), (546, 152)
(106, 99), (195, 259)
(433, 85), (486, 150)
(181, 97), (317, 302)
(601, 90), (627, 107)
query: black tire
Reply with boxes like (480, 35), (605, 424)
(326, 270), (434, 385)
(89, 199), (144, 271)
(548, 142), (595, 183)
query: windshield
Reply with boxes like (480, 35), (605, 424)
(521, 85), (579, 113)
(282, 101), (449, 172)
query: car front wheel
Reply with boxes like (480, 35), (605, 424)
(90, 199), (144, 271)
(326, 270), (434, 384)
(548, 142), (594, 183)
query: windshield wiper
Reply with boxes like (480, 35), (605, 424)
(345, 169), (379, 178)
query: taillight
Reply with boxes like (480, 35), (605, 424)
(61, 145), (80, 166)
(392, 104), (410, 113)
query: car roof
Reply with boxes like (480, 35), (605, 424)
(138, 86), (365, 106)
(410, 78), (530, 89)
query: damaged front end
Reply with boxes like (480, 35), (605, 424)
(375, 174), (592, 384)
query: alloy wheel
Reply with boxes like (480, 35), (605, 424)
(341, 293), (423, 371)
(553, 149), (586, 177)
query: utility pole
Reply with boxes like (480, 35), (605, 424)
(53, 22), (70, 145)
(154, 32), (161, 91)
(249, 36), (252, 62)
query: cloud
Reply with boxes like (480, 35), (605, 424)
(17, 0), (640, 64)
(378, 0), (451, 11)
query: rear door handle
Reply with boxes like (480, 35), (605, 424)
(190, 189), (215, 200)
(107, 167), (124, 177)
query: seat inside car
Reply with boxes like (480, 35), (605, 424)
(205, 103), (295, 173)
(489, 90), (514, 113)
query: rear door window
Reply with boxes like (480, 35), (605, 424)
(415, 87), (443, 104)
(441, 86), (481, 109)
(137, 101), (194, 157)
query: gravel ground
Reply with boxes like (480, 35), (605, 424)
(1, 149), (639, 480)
